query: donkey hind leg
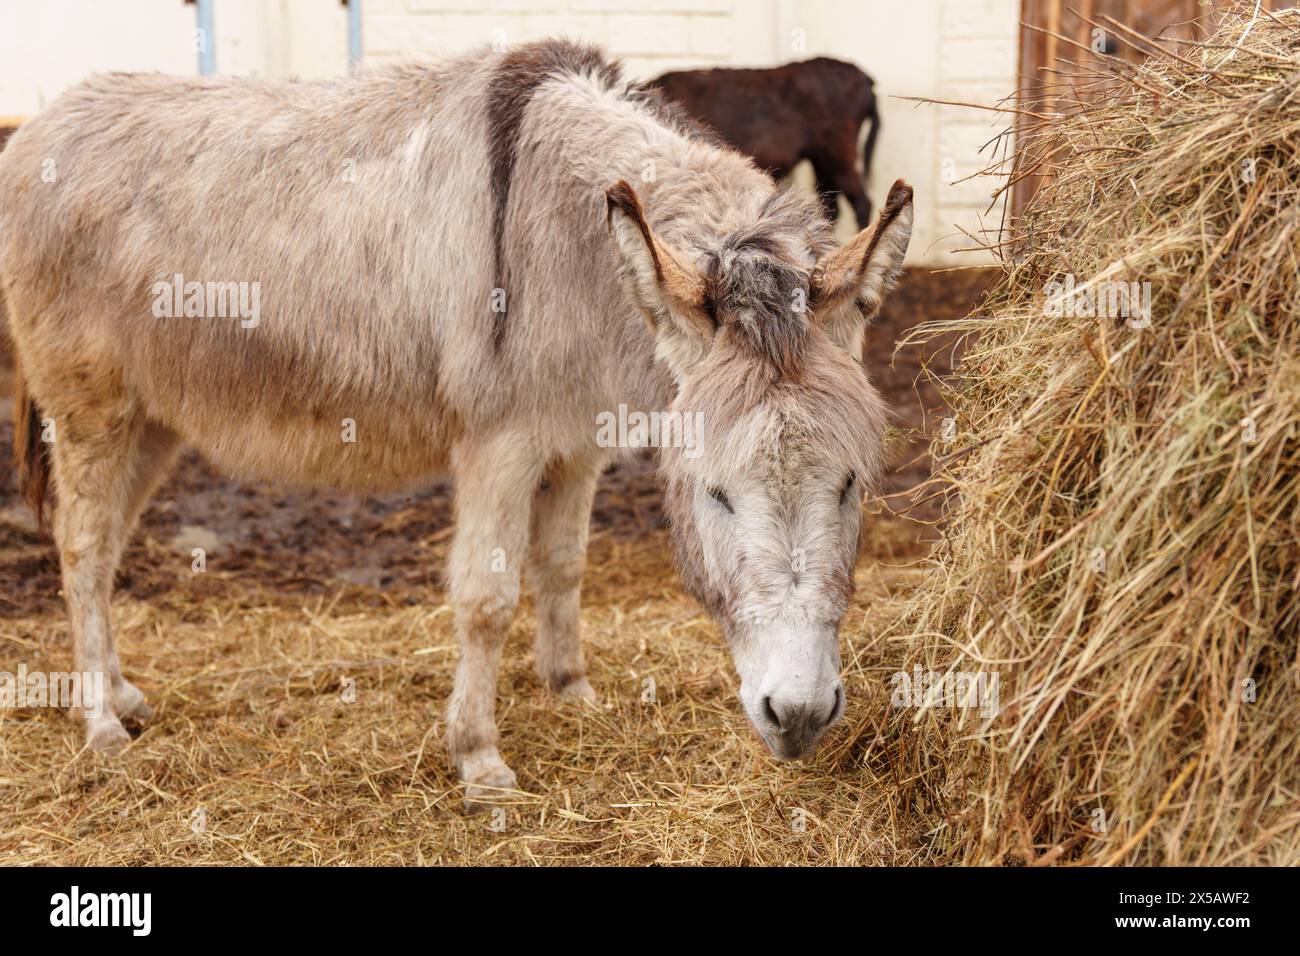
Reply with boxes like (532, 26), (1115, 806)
(107, 422), (181, 722)
(52, 415), (179, 752)
(445, 430), (544, 812)
(528, 457), (600, 703)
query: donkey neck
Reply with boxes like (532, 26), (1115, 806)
(537, 70), (782, 258)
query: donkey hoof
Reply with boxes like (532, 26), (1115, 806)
(124, 701), (154, 721)
(461, 763), (519, 814)
(557, 676), (599, 703)
(86, 720), (131, 755)
(114, 683), (153, 721)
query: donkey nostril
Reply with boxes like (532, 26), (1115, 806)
(824, 686), (844, 728)
(762, 695), (781, 729)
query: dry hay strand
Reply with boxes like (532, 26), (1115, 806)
(873, 5), (1300, 866)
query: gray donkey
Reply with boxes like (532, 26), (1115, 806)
(0, 40), (912, 810)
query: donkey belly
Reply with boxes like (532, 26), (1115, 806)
(164, 396), (456, 492)
(127, 349), (459, 492)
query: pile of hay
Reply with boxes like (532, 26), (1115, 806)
(875, 6), (1300, 865)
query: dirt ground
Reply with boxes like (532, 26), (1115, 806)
(0, 267), (992, 865)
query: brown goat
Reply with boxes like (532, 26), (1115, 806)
(649, 57), (881, 228)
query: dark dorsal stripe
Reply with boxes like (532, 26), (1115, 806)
(485, 40), (622, 348)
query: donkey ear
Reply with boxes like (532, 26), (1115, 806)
(605, 180), (715, 380)
(810, 180), (913, 350)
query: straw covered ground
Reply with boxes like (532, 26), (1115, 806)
(877, 5), (1300, 866)
(0, 267), (980, 866)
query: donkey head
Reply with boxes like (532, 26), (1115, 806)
(606, 178), (913, 760)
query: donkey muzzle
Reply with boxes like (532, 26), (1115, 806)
(750, 679), (845, 760)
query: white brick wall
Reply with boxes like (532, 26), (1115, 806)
(365, 0), (736, 74)
(931, 0), (1019, 262)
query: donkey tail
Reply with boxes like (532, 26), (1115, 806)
(13, 359), (49, 530)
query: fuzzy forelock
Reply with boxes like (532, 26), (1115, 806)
(666, 330), (889, 493)
(664, 191), (884, 491)
(696, 186), (834, 378)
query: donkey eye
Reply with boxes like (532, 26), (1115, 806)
(840, 471), (857, 504)
(702, 295), (719, 328)
(708, 487), (734, 514)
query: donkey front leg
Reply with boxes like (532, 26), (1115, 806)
(529, 457), (600, 702)
(445, 431), (544, 812)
